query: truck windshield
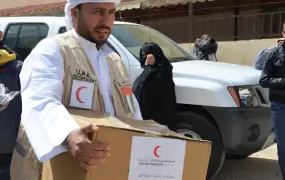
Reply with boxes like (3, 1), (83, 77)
(112, 24), (194, 62)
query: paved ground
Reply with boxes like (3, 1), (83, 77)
(214, 144), (282, 180)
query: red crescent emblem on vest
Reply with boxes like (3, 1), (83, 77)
(121, 87), (132, 96)
(154, 146), (161, 158)
(76, 86), (87, 104)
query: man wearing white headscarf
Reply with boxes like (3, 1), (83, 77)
(19, 0), (144, 170)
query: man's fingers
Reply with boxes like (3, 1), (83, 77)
(81, 124), (98, 134)
(85, 150), (111, 159)
(88, 142), (111, 151)
(78, 162), (96, 171)
(78, 155), (107, 166)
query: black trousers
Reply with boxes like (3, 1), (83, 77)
(0, 154), (12, 180)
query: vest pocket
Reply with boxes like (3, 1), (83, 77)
(113, 81), (134, 118)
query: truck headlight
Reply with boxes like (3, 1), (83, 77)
(227, 86), (259, 108)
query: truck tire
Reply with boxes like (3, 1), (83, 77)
(226, 153), (251, 159)
(177, 111), (225, 180)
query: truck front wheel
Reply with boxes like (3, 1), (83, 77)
(177, 111), (225, 180)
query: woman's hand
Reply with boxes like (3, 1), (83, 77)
(145, 54), (155, 66)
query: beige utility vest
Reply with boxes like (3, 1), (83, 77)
(52, 31), (135, 118)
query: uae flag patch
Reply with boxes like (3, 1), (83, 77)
(121, 87), (135, 113)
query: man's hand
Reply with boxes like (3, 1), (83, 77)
(66, 124), (111, 170)
(145, 54), (155, 66)
(0, 103), (8, 111)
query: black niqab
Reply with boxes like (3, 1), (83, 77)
(133, 42), (177, 131)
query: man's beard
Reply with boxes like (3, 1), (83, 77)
(84, 33), (108, 48)
(77, 16), (110, 48)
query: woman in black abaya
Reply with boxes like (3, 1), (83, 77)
(133, 42), (177, 131)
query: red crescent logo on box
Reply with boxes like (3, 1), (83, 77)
(76, 86), (87, 104)
(154, 146), (161, 158)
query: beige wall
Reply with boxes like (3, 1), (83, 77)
(0, 0), (65, 10)
(179, 38), (279, 66)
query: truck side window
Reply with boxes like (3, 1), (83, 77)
(17, 24), (39, 59)
(38, 24), (49, 40)
(59, 27), (67, 34)
(3, 24), (21, 49)
(4, 23), (49, 60)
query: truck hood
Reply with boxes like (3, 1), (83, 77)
(172, 60), (261, 86)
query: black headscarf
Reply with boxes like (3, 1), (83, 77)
(133, 42), (177, 131)
(139, 42), (173, 71)
(191, 35), (218, 61)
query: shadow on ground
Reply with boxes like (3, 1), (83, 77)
(214, 157), (281, 180)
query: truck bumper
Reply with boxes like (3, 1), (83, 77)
(205, 106), (275, 155)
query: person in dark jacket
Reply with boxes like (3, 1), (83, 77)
(133, 42), (177, 131)
(191, 34), (218, 61)
(259, 42), (285, 180)
(254, 21), (285, 70)
(0, 48), (22, 180)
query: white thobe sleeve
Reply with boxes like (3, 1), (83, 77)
(20, 38), (80, 162)
(132, 94), (143, 120)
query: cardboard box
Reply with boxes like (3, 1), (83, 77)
(42, 109), (211, 180)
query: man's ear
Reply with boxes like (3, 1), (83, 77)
(71, 8), (79, 24)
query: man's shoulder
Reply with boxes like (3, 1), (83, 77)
(37, 36), (59, 48)
(23, 36), (62, 63)
(262, 44), (285, 62)
(36, 31), (71, 47)
(268, 44), (284, 55)
(31, 36), (62, 56)
(257, 47), (272, 57)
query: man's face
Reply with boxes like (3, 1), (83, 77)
(72, 2), (116, 46)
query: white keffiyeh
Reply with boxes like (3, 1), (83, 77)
(65, 0), (120, 30)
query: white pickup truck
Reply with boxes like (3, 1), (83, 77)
(0, 16), (275, 179)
